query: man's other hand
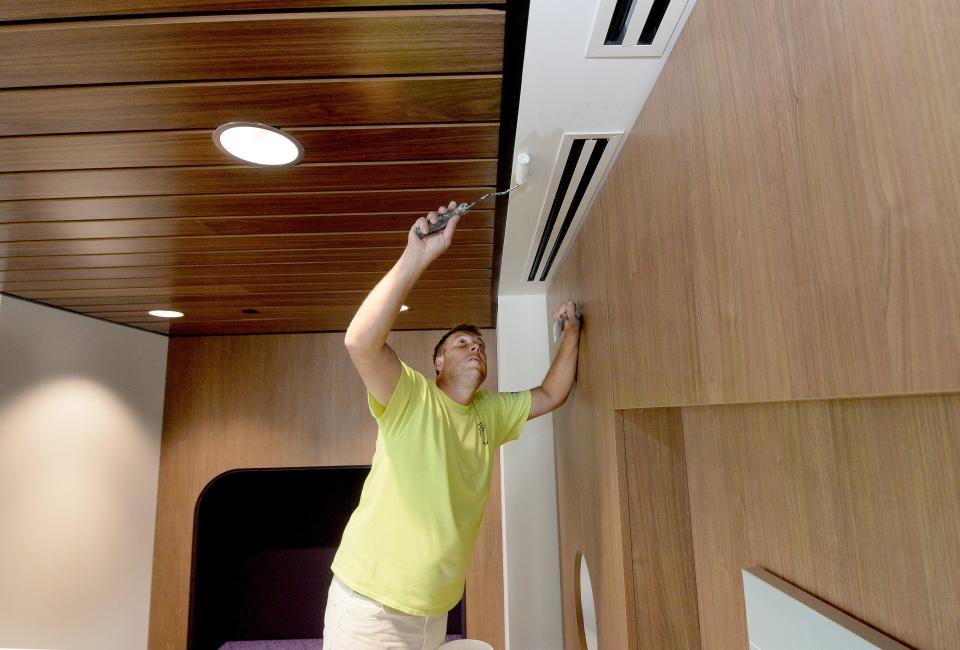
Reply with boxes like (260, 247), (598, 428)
(552, 300), (581, 337)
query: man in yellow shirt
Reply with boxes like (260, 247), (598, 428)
(324, 202), (581, 649)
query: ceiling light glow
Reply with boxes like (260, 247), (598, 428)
(213, 122), (304, 166)
(148, 310), (184, 318)
(400, 305), (410, 312)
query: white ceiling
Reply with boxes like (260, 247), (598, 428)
(498, 0), (699, 295)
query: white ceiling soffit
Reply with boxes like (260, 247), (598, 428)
(498, 0), (698, 296)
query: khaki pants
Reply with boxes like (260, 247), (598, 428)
(323, 575), (449, 650)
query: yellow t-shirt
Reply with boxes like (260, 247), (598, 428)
(331, 362), (532, 616)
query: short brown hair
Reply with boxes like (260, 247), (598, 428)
(433, 324), (483, 372)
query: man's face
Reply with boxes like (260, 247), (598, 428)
(436, 330), (487, 384)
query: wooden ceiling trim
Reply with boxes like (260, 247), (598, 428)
(136, 310), (493, 336)
(0, 160), (497, 201)
(131, 303), (494, 323)
(0, 124), (501, 172)
(83, 295), (489, 322)
(0, 190), (496, 224)
(0, 229), (493, 257)
(0, 270), (491, 291)
(0, 244), (494, 271)
(0, 0), (517, 336)
(0, 212), (495, 241)
(69, 294), (493, 311)
(0, 11), (504, 89)
(13, 278), (490, 300)
(0, 258), (492, 282)
(112, 305), (494, 326)
(0, 75), (503, 137)
(0, 1), (505, 23)
(47, 290), (492, 309)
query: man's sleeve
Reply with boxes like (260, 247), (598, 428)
(367, 361), (419, 433)
(493, 390), (533, 447)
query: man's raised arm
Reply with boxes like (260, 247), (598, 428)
(344, 202), (461, 405)
(528, 300), (581, 420)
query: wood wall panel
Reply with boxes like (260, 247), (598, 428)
(0, 11), (503, 88)
(681, 393), (960, 649)
(618, 409), (700, 649)
(600, 0), (960, 408)
(0, 76), (502, 137)
(547, 199), (635, 650)
(0, 0), (503, 22)
(0, 124), (500, 172)
(150, 330), (504, 649)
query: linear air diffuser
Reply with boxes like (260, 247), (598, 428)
(524, 133), (623, 283)
(587, 0), (693, 58)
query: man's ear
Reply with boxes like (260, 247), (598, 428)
(434, 355), (444, 374)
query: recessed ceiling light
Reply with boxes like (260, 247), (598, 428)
(213, 122), (304, 166)
(149, 309), (184, 318)
(400, 305), (410, 312)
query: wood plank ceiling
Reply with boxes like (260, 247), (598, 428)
(0, 0), (512, 336)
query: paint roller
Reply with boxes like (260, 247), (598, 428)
(415, 153), (531, 239)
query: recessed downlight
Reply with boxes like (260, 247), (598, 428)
(149, 309), (184, 318)
(213, 122), (304, 166)
(400, 305), (410, 312)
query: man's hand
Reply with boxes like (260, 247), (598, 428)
(409, 200), (461, 263)
(529, 299), (581, 420)
(552, 299), (581, 338)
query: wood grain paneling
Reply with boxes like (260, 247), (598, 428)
(0, 76), (502, 137)
(0, 124), (500, 172)
(0, 230), (493, 257)
(0, 160), (497, 201)
(19, 286), (489, 303)
(139, 311), (494, 335)
(0, 0), (503, 22)
(547, 198), (636, 650)
(0, 191), (496, 224)
(681, 393), (960, 649)
(618, 409), (701, 649)
(0, 212), (495, 241)
(600, 0), (960, 408)
(0, 0), (514, 336)
(0, 11), (503, 88)
(151, 330), (504, 648)
(0, 269), (491, 292)
(0, 245), (494, 272)
(0, 260), (491, 283)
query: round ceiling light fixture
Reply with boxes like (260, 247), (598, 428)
(149, 309), (184, 318)
(213, 122), (304, 166)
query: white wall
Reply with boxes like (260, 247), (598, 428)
(0, 296), (168, 650)
(496, 293), (563, 650)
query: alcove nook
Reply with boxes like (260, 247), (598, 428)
(188, 466), (465, 649)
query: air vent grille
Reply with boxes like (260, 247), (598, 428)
(588, 0), (692, 58)
(524, 133), (622, 283)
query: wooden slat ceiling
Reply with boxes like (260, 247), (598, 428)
(0, 1), (510, 336)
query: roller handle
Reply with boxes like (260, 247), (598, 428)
(414, 202), (470, 239)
